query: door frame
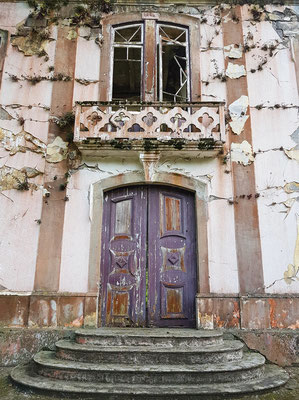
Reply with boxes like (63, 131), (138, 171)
(88, 171), (209, 327)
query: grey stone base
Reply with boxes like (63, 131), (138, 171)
(11, 363), (289, 399)
(9, 328), (290, 398)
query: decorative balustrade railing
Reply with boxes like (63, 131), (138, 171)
(74, 101), (226, 144)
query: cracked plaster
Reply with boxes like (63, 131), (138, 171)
(231, 140), (254, 166)
(0, 165), (41, 191)
(224, 44), (243, 59)
(284, 127), (299, 162)
(229, 95), (249, 135)
(284, 125), (299, 161)
(0, 127), (46, 156)
(291, 127), (299, 144)
(283, 215), (299, 285)
(11, 35), (49, 57)
(226, 63), (246, 79)
(46, 136), (68, 163)
(0, 108), (12, 120)
(284, 182), (299, 194)
(284, 147), (299, 162)
(0, 1), (298, 300)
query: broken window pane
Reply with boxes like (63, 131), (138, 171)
(157, 25), (189, 102)
(159, 26), (186, 44)
(114, 25), (142, 44)
(111, 23), (190, 104)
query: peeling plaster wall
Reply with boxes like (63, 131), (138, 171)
(57, 154), (239, 294)
(0, 1), (57, 292)
(0, 1), (298, 313)
(59, 158), (143, 293)
(73, 28), (101, 102)
(0, 190), (43, 291)
(58, 170), (94, 293)
(158, 156), (239, 293)
(242, 6), (299, 294)
(199, 7), (227, 103)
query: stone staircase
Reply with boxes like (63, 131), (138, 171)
(11, 328), (289, 399)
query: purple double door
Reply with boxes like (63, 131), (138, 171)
(100, 185), (197, 328)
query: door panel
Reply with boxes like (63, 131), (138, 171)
(100, 186), (147, 326)
(100, 185), (197, 328)
(148, 187), (197, 327)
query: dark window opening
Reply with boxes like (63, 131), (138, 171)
(111, 23), (190, 103)
(112, 24), (143, 102)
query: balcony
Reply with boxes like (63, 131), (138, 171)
(74, 101), (226, 157)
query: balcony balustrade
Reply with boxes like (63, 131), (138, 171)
(74, 101), (226, 156)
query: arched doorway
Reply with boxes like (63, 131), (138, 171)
(99, 185), (197, 328)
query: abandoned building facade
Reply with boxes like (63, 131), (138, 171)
(0, 0), (298, 367)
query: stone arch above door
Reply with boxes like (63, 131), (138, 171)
(88, 171), (209, 327)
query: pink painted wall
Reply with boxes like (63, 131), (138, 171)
(0, 1), (298, 302)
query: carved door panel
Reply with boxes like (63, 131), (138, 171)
(148, 186), (197, 327)
(100, 186), (147, 327)
(100, 185), (197, 327)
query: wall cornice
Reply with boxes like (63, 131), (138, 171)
(0, 0), (299, 5)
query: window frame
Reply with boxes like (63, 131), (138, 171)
(111, 23), (144, 102)
(99, 13), (201, 103)
(156, 23), (191, 103)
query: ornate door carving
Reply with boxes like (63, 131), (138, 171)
(148, 186), (197, 327)
(100, 185), (196, 327)
(100, 186), (147, 326)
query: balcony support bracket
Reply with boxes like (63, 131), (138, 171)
(139, 151), (161, 182)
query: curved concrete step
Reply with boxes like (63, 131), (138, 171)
(55, 339), (244, 365)
(34, 351), (265, 384)
(75, 328), (223, 347)
(11, 363), (289, 399)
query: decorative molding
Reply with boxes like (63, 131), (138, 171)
(139, 151), (160, 181)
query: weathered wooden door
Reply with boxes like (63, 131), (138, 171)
(147, 186), (197, 328)
(100, 185), (197, 328)
(100, 186), (147, 327)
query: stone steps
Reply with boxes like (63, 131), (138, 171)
(34, 351), (265, 384)
(11, 328), (289, 398)
(75, 327), (224, 347)
(56, 339), (244, 364)
(11, 363), (289, 399)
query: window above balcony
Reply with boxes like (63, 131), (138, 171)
(111, 22), (190, 103)
(74, 13), (226, 158)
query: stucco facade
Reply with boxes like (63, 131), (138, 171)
(0, 0), (298, 348)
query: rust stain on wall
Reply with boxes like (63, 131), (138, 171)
(0, 296), (30, 327)
(222, 5), (264, 294)
(197, 297), (241, 329)
(197, 296), (299, 331)
(34, 24), (78, 292)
